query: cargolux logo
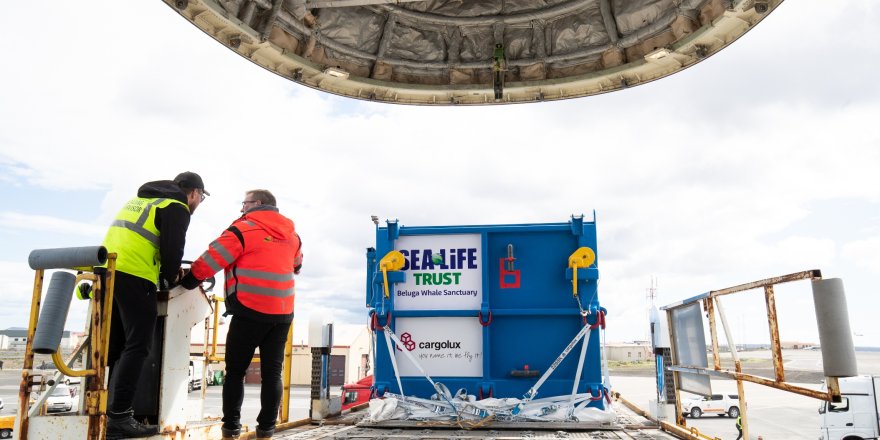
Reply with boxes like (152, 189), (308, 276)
(398, 332), (416, 351)
(396, 332), (462, 351)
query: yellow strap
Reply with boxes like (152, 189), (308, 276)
(382, 269), (390, 298)
(379, 251), (405, 298)
(568, 247), (596, 297)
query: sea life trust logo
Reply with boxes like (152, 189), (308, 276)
(399, 247), (478, 286)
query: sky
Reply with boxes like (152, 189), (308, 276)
(0, 0), (878, 349)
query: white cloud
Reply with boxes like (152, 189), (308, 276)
(842, 237), (880, 274)
(0, 262), (92, 333)
(0, 212), (106, 238)
(0, 0), (879, 346)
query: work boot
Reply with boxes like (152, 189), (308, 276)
(256, 426), (275, 439)
(221, 426), (241, 439)
(106, 416), (159, 439)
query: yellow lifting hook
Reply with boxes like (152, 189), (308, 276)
(379, 250), (406, 298)
(568, 247), (595, 297)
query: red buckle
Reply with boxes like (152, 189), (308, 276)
(478, 311), (492, 326)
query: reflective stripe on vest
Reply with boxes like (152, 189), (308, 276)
(198, 241), (234, 273)
(103, 197), (188, 282)
(226, 268), (294, 298)
(237, 268), (293, 283)
(109, 199), (168, 246)
(227, 282), (294, 298)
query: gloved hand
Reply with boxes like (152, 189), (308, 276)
(159, 276), (176, 291)
(180, 270), (202, 290)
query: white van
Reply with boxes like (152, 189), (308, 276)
(188, 359), (204, 393)
(819, 376), (880, 440)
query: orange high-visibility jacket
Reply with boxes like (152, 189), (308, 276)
(191, 207), (302, 321)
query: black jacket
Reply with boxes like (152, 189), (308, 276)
(137, 180), (191, 289)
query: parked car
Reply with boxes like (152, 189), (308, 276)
(46, 384), (74, 413)
(0, 414), (14, 439)
(341, 375), (373, 411)
(681, 394), (740, 418)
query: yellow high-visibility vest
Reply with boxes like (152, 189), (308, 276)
(103, 197), (188, 283)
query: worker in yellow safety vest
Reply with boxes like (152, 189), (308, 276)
(102, 172), (208, 439)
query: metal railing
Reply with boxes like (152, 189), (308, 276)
(663, 269), (842, 440)
(16, 255), (117, 440)
(19, 259), (299, 439)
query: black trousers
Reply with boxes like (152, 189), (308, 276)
(107, 272), (158, 416)
(222, 315), (291, 432)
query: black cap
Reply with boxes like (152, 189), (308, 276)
(174, 171), (210, 196)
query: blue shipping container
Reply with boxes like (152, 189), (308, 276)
(366, 215), (607, 409)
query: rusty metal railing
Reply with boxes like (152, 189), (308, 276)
(663, 269), (841, 440)
(16, 255), (117, 440)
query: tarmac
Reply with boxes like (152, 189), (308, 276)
(611, 349), (880, 440)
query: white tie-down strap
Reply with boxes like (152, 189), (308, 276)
(601, 320), (611, 390)
(521, 324), (593, 404)
(570, 321), (591, 407)
(382, 327), (406, 399)
(376, 322), (609, 424)
(369, 392), (618, 424)
(382, 327), (455, 404)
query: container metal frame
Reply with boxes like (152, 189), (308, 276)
(368, 216), (605, 404)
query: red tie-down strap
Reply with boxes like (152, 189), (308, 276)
(370, 311), (391, 331)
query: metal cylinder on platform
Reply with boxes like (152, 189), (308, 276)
(28, 246), (108, 270)
(812, 278), (857, 377)
(32, 271), (77, 354)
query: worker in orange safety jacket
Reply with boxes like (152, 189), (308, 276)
(180, 189), (302, 440)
